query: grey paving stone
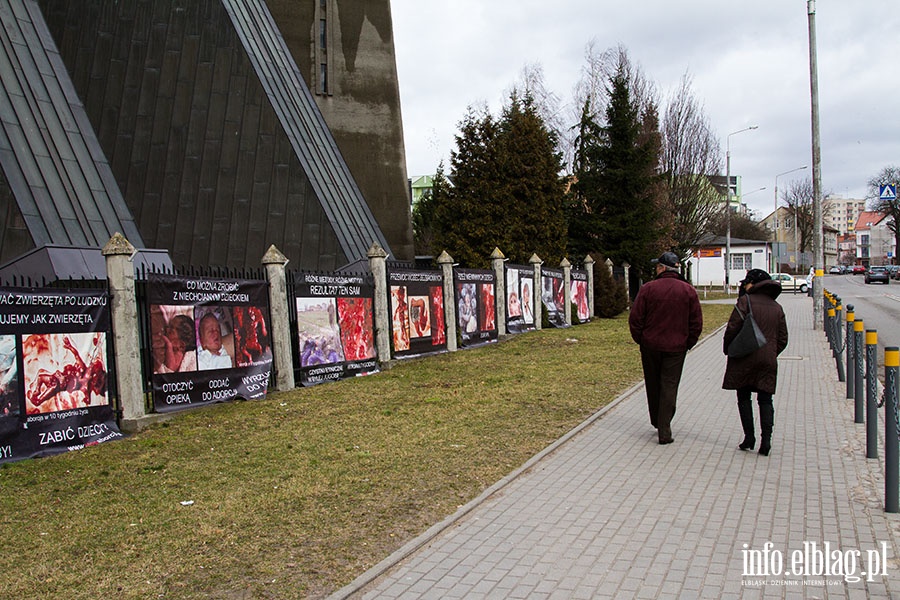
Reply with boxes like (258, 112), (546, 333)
(332, 296), (900, 600)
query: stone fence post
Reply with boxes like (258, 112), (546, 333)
(491, 248), (506, 337)
(584, 254), (595, 319)
(437, 251), (458, 352)
(561, 258), (572, 326)
(530, 253), (542, 330)
(368, 242), (391, 363)
(262, 245), (294, 391)
(102, 234), (145, 429)
(623, 261), (631, 305)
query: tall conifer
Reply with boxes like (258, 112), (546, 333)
(432, 93), (566, 267)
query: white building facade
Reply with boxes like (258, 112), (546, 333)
(687, 237), (771, 288)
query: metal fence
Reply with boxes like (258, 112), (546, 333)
(823, 289), (900, 512)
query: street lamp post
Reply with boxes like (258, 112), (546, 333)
(773, 165), (808, 272)
(725, 125), (758, 291)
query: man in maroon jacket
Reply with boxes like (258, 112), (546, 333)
(628, 252), (703, 444)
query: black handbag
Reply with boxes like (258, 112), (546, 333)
(727, 295), (768, 358)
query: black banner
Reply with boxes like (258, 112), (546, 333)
(454, 268), (497, 347)
(294, 272), (378, 386)
(388, 268), (447, 358)
(571, 270), (590, 324)
(149, 274), (272, 413)
(505, 264), (536, 334)
(0, 288), (122, 464)
(541, 268), (569, 328)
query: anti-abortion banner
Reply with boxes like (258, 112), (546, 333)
(388, 268), (447, 358)
(294, 272), (378, 386)
(505, 264), (536, 334)
(454, 269), (497, 348)
(149, 274), (272, 413)
(541, 268), (569, 328)
(571, 270), (590, 324)
(0, 288), (122, 464)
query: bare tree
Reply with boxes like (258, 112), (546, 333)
(660, 73), (723, 262)
(567, 42), (658, 172)
(510, 64), (569, 167)
(783, 178), (815, 254)
(867, 165), (900, 260)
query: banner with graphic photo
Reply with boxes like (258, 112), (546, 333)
(505, 265), (536, 334)
(388, 268), (447, 359)
(149, 274), (272, 413)
(294, 272), (378, 386)
(571, 269), (590, 324)
(541, 268), (569, 328)
(0, 288), (122, 464)
(454, 269), (497, 348)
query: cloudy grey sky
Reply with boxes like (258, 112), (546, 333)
(390, 0), (899, 219)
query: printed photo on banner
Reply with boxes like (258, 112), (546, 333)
(571, 270), (590, 324)
(0, 334), (18, 418)
(195, 306), (236, 371)
(505, 265), (535, 334)
(23, 331), (108, 414)
(0, 287), (122, 464)
(148, 274), (272, 413)
(388, 269), (447, 359)
(541, 269), (568, 328)
(293, 272), (377, 386)
(454, 268), (497, 347)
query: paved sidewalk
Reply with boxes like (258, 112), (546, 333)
(331, 295), (900, 599)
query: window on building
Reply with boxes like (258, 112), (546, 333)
(731, 253), (752, 271)
(315, 0), (331, 96)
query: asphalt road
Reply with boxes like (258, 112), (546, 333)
(820, 273), (900, 371)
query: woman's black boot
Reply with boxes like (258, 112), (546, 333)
(758, 401), (774, 456)
(738, 398), (755, 451)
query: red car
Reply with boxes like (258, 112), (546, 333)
(852, 265), (866, 274)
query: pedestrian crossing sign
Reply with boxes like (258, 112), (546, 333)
(880, 184), (897, 200)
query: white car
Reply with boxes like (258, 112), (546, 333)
(771, 273), (809, 293)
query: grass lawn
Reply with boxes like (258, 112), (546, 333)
(0, 303), (734, 600)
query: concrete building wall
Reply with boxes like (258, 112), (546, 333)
(271, 0), (415, 261)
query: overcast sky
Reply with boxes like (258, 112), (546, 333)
(390, 0), (899, 219)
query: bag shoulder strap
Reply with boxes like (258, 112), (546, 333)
(735, 294), (752, 320)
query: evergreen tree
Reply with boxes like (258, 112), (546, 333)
(411, 163), (450, 256)
(570, 60), (664, 285)
(432, 93), (567, 267)
(591, 252), (628, 318)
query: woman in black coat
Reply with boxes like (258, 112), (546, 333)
(722, 269), (789, 456)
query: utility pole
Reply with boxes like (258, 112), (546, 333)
(808, 0), (824, 330)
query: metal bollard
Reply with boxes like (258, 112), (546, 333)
(827, 307), (835, 347)
(846, 306), (855, 400)
(854, 319), (865, 424)
(834, 302), (845, 382)
(885, 347), (899, 513)
(866, 329), (878, 459)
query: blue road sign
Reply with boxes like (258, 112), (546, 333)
(880, 184), (897, 201)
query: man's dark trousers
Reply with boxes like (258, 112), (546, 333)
(640, 347), (687, 442)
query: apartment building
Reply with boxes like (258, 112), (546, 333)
(824, 195), (867, 236)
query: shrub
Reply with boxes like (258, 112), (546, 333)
(592, 253), (628, 318)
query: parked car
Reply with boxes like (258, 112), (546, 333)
(865, 265), (890, 285)
(771, 273), (809, 293)
(852, 265), (866, 274)
(828, 265), (843, 274)
(885, 265), (900, 279)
